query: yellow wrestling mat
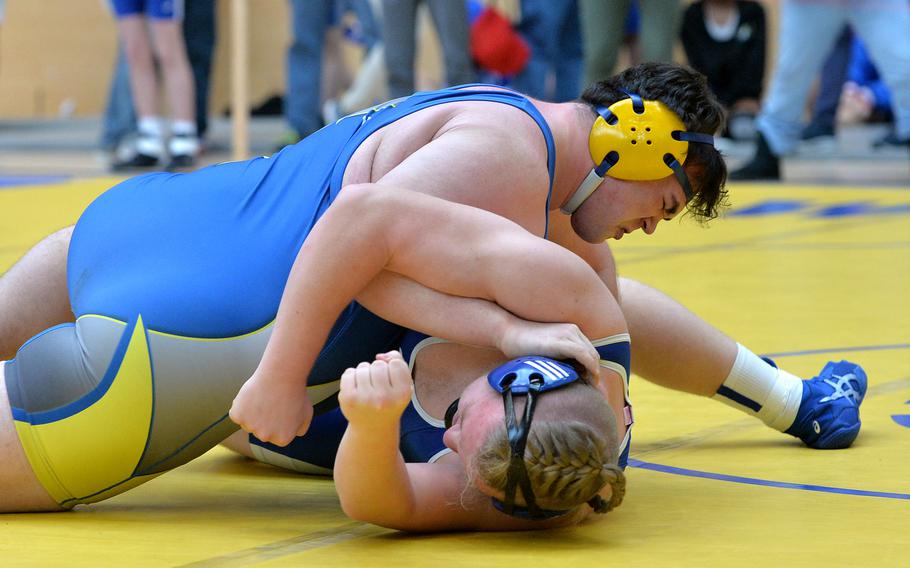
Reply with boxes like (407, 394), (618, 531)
(1, 177), (909, 567)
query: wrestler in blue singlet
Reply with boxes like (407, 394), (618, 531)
(6, 85), (557, 507)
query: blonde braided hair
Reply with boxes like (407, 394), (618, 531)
(474, 381), (625, 514)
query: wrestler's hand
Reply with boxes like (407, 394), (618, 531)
(498, 319), (601, 380)
(229, 373), (314, 447)
(338, 352), (413, 427)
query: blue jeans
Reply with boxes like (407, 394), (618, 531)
(757, 0), (910, 154)
(806, 26), (853, 136)
(286, 0), (333, 138)
(512, 0), (582, 102)
(286, 0), (379, 137)
(381, 0), (475, 98)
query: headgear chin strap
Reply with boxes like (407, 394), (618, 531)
(486, 356), (579, 521)
(560, 93), (716, 215)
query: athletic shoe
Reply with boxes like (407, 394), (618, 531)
(729, 132), (780, 181)
(784, 360), (867, 449)
(322, 99), (342, 125)
(727, 112), (757, 141)
(165, 154), (196, 171)
(800, 121), (835, 141)
(872, 131), (910, 149)
(111, 152), (160, 171)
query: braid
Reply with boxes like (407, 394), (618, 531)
(473, 378), (625, 515)
(476, 420), (624, 514)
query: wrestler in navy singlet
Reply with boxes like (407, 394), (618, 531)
(250, 331), (634, 473)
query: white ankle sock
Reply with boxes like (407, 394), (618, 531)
(170, 120), (197, 137)
(712, 343), (804, 431)
(138, 116), (164, 137)
(137, 116), (164, 157)
(168, 120), (199, 156)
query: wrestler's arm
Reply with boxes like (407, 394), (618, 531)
(546, 211), (619, 298)
(231, 186), (625, 445)
(357, 272), (602, 365)
(335, 352), (585, 532)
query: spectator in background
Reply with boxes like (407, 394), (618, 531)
(465, 0), (530, 86)
(108, 0), (200, 171)
(381, 0), (475, 98)
(681, 0), (765, 141)
(281, 1), (334, 146)
(281, 0), (380, 147)
(510, 0), (582, 102)
(803, 28), (897, 147)
(321, 0), (386, 124)
(579, 0), (679, 84)
(838, 37), (895, 132)
(101, 0), (216, 168)
(732, 0), (910, 181)
(800, 26), (852, 145)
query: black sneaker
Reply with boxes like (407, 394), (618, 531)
(111, 152), (160, 172)
(165, 154), (196, 171)
(872, 131), (910, 148)
(800, 121), (835, 141)
(730, 132), (781, 181)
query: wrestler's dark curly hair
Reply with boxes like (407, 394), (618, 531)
(579, 62), (729, 223)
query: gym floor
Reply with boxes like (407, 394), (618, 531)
(0, 118), (908, 566)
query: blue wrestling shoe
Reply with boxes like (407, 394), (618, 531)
(784, 361), (867, 450)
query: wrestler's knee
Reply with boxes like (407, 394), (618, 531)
(0, 362), (64, 512)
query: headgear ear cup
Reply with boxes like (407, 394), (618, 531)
(588, 97), (689, 181)
(561, 93), (716, 215)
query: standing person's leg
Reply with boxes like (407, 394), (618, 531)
(182, 0), (217, 141)
(99, 47), (137, 154)
(733, 1), (846, 180)
(350, 0), (380, 51)
(149, 15), (199, 169)
(382, 0), (419, 98)
(425, 0), (475, 87)
(636, 0), (680, 63)
(115, 14), (166, 167)
(849, 0), (910, 143)
(756, 2), (845, 156)
(286, 0), (333, 140)
(554, 0), (583, 102)
(579, 0), (630, 84)
(118, 16), (159, 125)
(0, 227), (74, 361)
(512, 0), (557, 99)
(326, 0), (386, 119)
(803, 26), (852, 141)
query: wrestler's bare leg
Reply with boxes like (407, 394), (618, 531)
(0, 227), (75, 360)
(0, 362), (63, 512)
(618, 277), (736, 397)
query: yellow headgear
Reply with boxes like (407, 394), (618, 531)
(561, 93), (715, 215)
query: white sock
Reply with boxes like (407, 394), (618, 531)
(712, 343), (804, 431)
(136, 116), (164, 157)
(138, 116), (164, 137)
(170, 120), (197, 137)
(168, 120), (200, 157)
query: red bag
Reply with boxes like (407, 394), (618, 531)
(470, 6), (530, 76)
